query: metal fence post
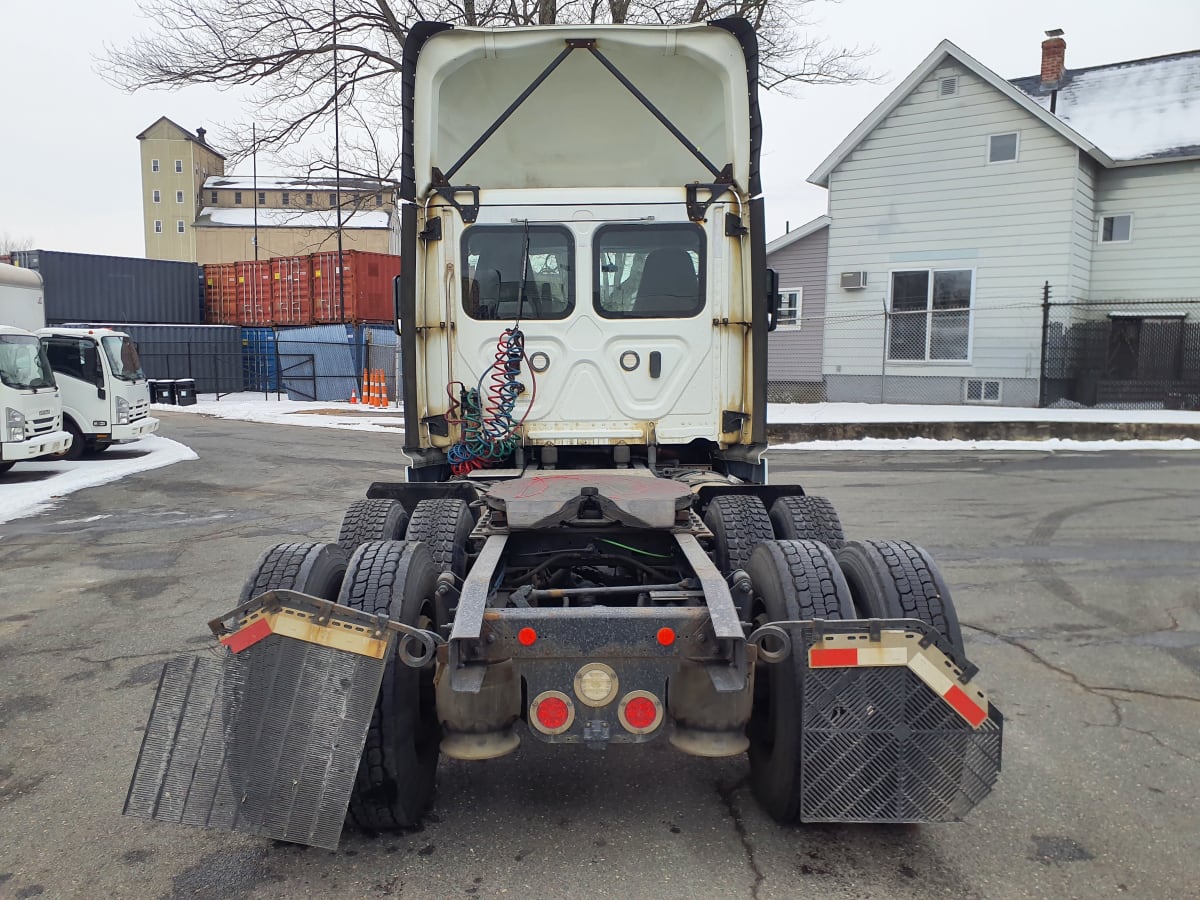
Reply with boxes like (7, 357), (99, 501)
(879, 300), (889, 403)
(1038, 281), (1052, 408)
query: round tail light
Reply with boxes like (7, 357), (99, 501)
(617, 690), (664, 734)
(530, 690), (575, 735)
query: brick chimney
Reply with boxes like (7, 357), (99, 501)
(1041, 29), (1066, 86)
(196, 126), (207, 145)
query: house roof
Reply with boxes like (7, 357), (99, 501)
(205, 174), (390, 193)
(136, 116), (226, 160)
(194, 207), (392, 229)
(765, 215), (830, 255)
(809, 41), (1119, 187)
(1010, 50), (1200, 161)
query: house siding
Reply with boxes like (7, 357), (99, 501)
(1089, 160), (1200, 302)
(823, 60), (1082, 402)
(767, 225), (827, 393)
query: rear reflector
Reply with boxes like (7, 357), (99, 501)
(656, 627), (676, 646)
(518, 627), (538, 646)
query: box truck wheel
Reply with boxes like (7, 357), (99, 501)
(239, 541), (349, 605)
(746, 540), (855, 823)
(0, 462), (14, 475)
(56, 418), (84, 462)
(704, 494), (775, 576)
(769, 496), (845, 549)
(83, 442), (111, 456)
(339, 540), (440, 831)
(836, 540), (966, 664)
(405, 499), (474, 580)
(338, 499), (410, 553)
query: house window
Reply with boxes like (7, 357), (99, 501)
(778, 288), (802, 328)
(306, 192), (314, 206)
(210, 191), (218, 203)
(177, 220), (185, 234)
(282, 192), (290, 206)
(176, 190), (185, 203)
(988, 132), (1019, 163)
(151, 159), (160, 172)
(258, 191), (266, 205)
(375, 192), (384, 207)
(234, 191), (243, 205)
(152, 189), (161, 203)
(329, 192), (337, 206)
(1100, 214), (1132, 243)
(154, 220), (162, 234)
(965, 378), (1001, 403)
(174, 160), (183, 173)
(888, 269), (973, 361)
(938, 76), (958, 97)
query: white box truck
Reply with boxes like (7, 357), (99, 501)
(0, 265), (72, 472)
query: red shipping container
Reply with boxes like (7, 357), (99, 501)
(270, 255), (314, 326)
(204, 264), (238, 324)
(310, 250), (401, 323)
(232, 260), (273, 325)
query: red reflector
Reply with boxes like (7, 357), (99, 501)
(518, 627), (537, 646)
(624, 696), (657, 730)
(944, 684), (988, 727)
(810, 647), (858, 667)
(220, 617), (272, 654)
(656, 627), (675, 646)
(536, 696), (569, 730)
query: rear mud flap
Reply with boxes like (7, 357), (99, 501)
(752, 619), (1002, 823)
(123, 592), (424, 850)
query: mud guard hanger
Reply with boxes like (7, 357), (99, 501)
(431, 37), (736, 224)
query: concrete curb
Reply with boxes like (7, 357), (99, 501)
(766, 421), (1200, 443)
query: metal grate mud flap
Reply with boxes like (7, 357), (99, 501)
(123, 591), (416, 850)
(751, 619), (1002, 824)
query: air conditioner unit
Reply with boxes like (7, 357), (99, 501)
(840, 271), (868, 290)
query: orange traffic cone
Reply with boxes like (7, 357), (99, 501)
(349, 390), (358, 404)
(378, 369), (389, 408)
(362, 369), (371, 406)
(368, 369), (379, 407)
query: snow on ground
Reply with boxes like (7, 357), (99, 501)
(0, 436), (198, 526)
(160, 394), (1200, 451)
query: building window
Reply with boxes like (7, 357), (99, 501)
(151, 159), (160, 172)
(375, 192), (384, 207)
(210, 191), (218, 203)
(154, 220), (162, 234)
(176, 190), (185, 203)
(152, 189), (161, 203)
(778, 288), (802, 328)
(177, 220), (185, 234)
(1100, 214), (1132, 243)
(258, 191), (266, 205)
(965, 378), (1001, 403)
(282, 192), (290, 206)
(988, 132), (1019, 163)
(329, 192), (337, 206)
(234, 191), (242, 205)
(306, 192), (314, 206)
(174, 160), (183, 173)
(888, 269), (973, 361)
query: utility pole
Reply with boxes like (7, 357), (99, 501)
(1038, 281), (1052, 407)
(252, 123), (259, 260)
(333, 0), (346, 322)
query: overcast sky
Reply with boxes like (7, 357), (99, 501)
(1, 0), (1197, 258)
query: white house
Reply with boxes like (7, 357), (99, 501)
(807, 33), (1200, 406)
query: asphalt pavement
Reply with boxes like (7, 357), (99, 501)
(1, 412), (1198, 899)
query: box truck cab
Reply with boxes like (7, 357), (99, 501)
(38, 327), (158, 457)
(0, 324), (72, 473)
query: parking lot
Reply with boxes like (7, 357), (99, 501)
(2, 412), (1198, 899)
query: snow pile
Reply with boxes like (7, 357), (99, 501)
(162, 393), (405, 434)
(772, 437), (1200, 453)
(766, 402), (1200, 425)
(0, 436), (198, 525)
(197, 207), (390, 229)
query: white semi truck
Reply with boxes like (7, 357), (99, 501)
(127, 19), (1001, 851)
(0, 265), (72, 473)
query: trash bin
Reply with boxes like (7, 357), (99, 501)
(173, 379), (197, 406)
(151, 380), (177, 405)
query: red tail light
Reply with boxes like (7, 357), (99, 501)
(530, 690), (575, 735)
(617, 690), (663, 734)
(656, 627), (676, 646)
(518, 627), (538, 646)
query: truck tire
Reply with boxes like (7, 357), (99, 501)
(57, 418), (84, 462)
(704, 494), (775, 575)
(83, 442), (111, 456)
(405, 498), (474, 579)
(769, 495), (845, 548)
(339, 540), (440, 831)
(238, 541), (349, 605)
(746, 540), (854, 823)
(0, 461), (14, 475)
(337, 499), (410, 553)
(835, 540), (965, 664)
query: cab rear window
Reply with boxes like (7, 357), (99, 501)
(461, 225), (574, 321)
(594, 224), (705, 319)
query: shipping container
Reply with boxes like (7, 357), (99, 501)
(64, 323), (242, 394)
(241, 326), (278, 391)
(270, 255), (314, 325)
(310, 250), (401, 323)
(13, 249), (202, 325)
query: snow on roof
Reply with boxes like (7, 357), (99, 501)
(1011, 51), (1200, 161)
(205, 174), (389, 192)
(194, 207), (392, 229)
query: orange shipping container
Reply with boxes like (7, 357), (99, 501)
(310, 250), (401, 323)
(270, 255), (314, 326)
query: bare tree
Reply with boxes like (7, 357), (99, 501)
(102, 0), (871, 177)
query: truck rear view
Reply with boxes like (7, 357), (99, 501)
(126, 19), (1001, 850)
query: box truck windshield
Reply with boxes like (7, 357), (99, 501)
(0, 333), (56, 391)
(101, 335), (145, 382)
